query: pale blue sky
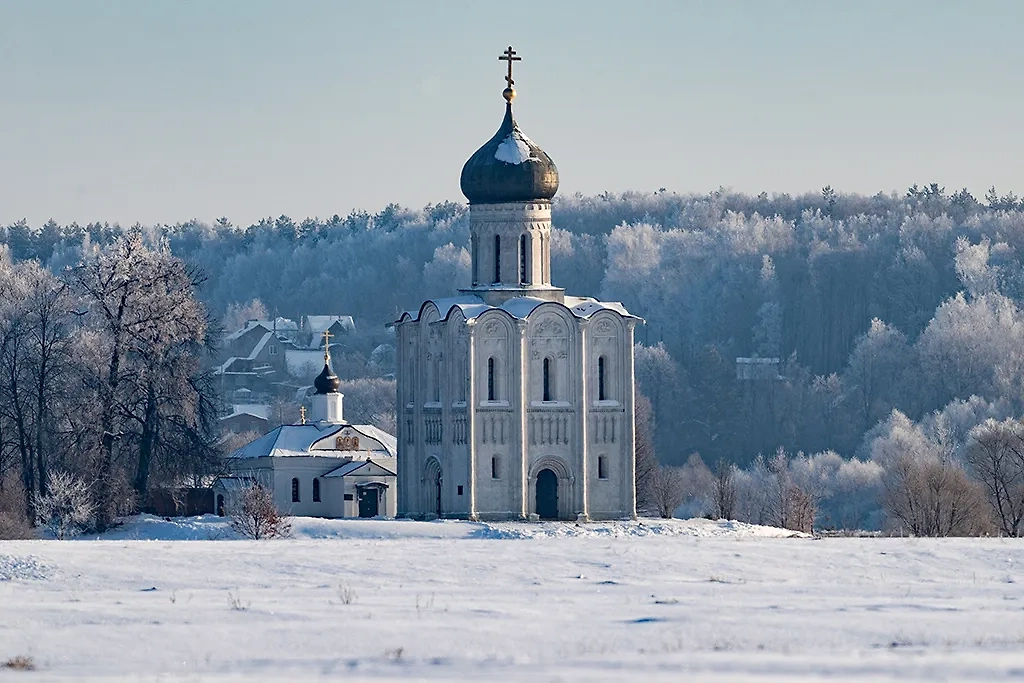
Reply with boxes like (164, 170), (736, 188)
(0, 1), (1021, 226)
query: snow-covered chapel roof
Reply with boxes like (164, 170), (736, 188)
(323, 459), (397, 479)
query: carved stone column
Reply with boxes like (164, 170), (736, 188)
(623, 320), (638, 519)
(515, 319), (529, 518)
(466, 320), (478, 520)
(576, 318), (590, 521)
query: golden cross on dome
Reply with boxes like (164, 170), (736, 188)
(322, 329), (333, 362)
(299, 405), (307, 425)
(499, 45), (521, 103)
(499, 45), (521, 88)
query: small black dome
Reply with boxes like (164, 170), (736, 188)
(460, 103), (558, 204)
(313, 363), (340, 394)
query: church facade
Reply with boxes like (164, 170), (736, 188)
(395, 48), (640, 521)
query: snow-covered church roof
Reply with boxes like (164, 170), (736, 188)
(229, 423), (397, 460)
(399, 294), (639, 324)
(323, 459), (396, 479)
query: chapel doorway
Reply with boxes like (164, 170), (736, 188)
(536, 468), (558, 519)
(216, 494), (225, 517)
(357, 487), (379, 518)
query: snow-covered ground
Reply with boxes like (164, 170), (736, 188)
(2, 517), (1023, 681)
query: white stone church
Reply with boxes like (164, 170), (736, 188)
(395, 48), (640, 521)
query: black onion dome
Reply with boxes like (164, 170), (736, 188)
(313, 362), (340, 394)
(460, 103), (559, 204)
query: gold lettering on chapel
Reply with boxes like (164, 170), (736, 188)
(335, 435), (360, 450)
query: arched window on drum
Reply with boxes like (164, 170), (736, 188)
(487, 357), (497, 401)
(542, 357), (555, 402)
(519, 234), (529, 284)
(598, 355), (609, 401)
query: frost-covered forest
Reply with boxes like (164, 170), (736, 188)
(5, 184), (1024, 533)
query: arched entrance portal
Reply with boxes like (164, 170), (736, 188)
(536, 468), (558, 520)
(424, 458), (443, 518)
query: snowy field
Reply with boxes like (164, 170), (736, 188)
(2, 517), (1024, 681)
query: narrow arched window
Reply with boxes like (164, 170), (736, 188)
(291, 477), (300, 503)
(471, 233), (479, 285)
(433, 358), (441, 402)
(461, 357), (468, 402)
(494, 235), (501, 282)
(312, 478), (321, 503)
(543, 358), (552, 401)
(541, 234), (548, 283)
(487, 357), (496, 401)
(519, 234), (528, 284)
(598, 356), (607, 401)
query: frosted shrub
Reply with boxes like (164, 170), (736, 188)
(712, 459), (738, 520)
(34, 471), (94, 539)
(827, 457), (884, 531)
(966, 418), (1024, 536)
(649, 465), (688, 519)
(881, 453), (991, 536)
(870, 409), (993, 536)
(230, 483), (291, 540)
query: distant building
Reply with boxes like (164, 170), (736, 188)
(735, 357), (782, 381)
(214, 314), (359, 436)
(219, 405), (271, 435)
(302, 315), (355, 345)
(215, 318), (298, 400)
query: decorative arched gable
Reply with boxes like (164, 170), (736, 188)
(527, 304), (577, 404)
(476, 310), (516, 404)
(446, 309), (470, 403)
(589, 311), (625, 403)
(310, 425), (392, 455)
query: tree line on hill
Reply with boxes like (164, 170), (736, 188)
(4, 183), (1024, 535)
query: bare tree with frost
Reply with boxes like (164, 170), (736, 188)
(65, 231), (212, 528)
(230, 482), (291, 540)
(967, 418), (1024, 536)
(34, 470), (94, 539)
(648, 465), (688, 519)
(872, 411), (991, 536)
(712, 459), (738, 520)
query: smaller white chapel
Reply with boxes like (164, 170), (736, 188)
(215, 342), (398, 518)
